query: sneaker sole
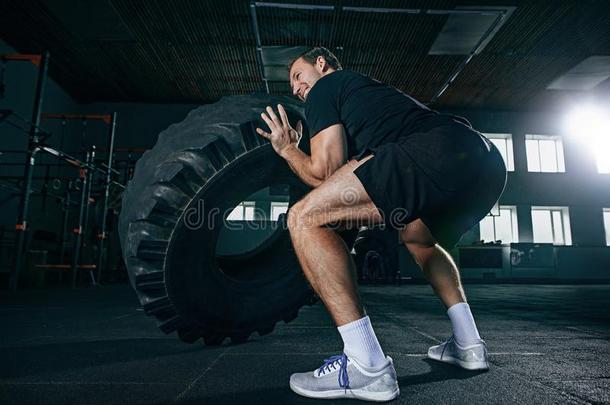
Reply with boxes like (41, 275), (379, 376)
(427, 351), (489, 371)
(290, 380), (400, 402)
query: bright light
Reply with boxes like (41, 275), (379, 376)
(564, 104), (610, 173)
(565, 104), (609, 139)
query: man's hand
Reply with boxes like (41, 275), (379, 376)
(256, 104), (303, 157)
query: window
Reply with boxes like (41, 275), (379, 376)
(525, 134), (566, 173)
(270, 202), (289, 221)
(531, 206), (572, 245)
(227, 201), (256, 221)
(479, 205), (518, 243)
(596, 146), (610, 174)
(604, 209), (610, 246)
(484, 133), (514, 171)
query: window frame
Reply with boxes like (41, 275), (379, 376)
(603, 208), (610, 246)
(479, 205), (519, 244)
(483, 133), (515, 172)
(227, 201), (256, 221)
(270, 201), (289, 221)
(596, 151), (610, 174)
(531, 206), (572, 245)
(525, 134), (566, 173)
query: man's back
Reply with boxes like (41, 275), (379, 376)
(304, 69), (463, 159)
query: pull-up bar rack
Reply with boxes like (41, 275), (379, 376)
(37, 112), (120, 287)
(2, 50), (121, 288)
(42, 113), (113, 125)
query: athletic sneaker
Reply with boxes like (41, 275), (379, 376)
(427, 335), (489, 371)
(289, 353), (400, 402)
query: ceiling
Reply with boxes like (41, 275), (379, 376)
(1, 0), (609, 112)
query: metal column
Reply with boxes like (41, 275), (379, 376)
(96, 112), (117, 284)
(70, 149), (92, 288)
(59, 185), (71, 264)
(9, 51), (49, 290)
(82, 146), (96, 285)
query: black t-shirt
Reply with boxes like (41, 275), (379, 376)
(304, 69), (466, 159)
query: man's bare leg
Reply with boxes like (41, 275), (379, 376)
(425, 246), (468, 307)
(287, 157), (382, 326)
(287, 157), (391, 370)
(413, 241), (488, 370)
(290, 223), (364, 326)
(401, 219), (482, 346)
(409, 244), (466, 308)
(399, 219), (465, 308)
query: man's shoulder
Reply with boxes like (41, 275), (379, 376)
(326, 69), (366, 82)
(308, 70), (362, 100)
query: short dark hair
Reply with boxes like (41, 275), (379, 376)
(288, 47), (343, 73)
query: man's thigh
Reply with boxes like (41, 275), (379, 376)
(293, 156), (383, 227)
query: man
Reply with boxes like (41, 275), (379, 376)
(256, 47), (506, 401)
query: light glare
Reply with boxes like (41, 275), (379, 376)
(565, 104), (610, 173)
(565, 105), (608, 140)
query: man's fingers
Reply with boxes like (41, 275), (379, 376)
(255, 127), (270, 139)
(260, 111), (276, 131)
(266, 106), (282, 128)
(277, 104), (290, 128)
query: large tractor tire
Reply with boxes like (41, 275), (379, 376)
(118, 94), (317, 345)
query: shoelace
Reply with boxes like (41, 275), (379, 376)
(317, 353), (350, 391)
(440, 335), (455, 359)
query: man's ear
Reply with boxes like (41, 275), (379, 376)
(317, 56), (328, 71)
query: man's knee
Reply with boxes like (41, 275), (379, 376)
(287, 200), (304, 232)
(405, 242), (437, 268)
(399, 219), (437, 266)
(287, 198), (324, 231)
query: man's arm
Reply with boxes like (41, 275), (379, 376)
(280, 123), (348, 188)
(256, 104), (348, 188)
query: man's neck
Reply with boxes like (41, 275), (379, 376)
(321, 68), (338, 78)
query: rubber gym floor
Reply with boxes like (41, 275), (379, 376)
(1, 284), (609, 404)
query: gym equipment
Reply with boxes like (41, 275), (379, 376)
(119, 94), (321, 345)
(2, 114), (121, 288)
(6, 51), (49, 290)
(353, 227), (400, 284)
(1, 51), (123, 289)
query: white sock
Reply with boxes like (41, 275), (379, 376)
(447, 302), (481, 346)
(337, 315), (386, 369)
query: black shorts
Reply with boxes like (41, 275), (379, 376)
(353, 122), (507, 249)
